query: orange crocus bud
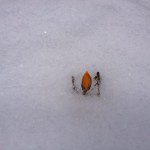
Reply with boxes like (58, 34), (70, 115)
(81, 71), (92, 95)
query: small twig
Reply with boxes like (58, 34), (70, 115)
(94, 72), (101, 96)
(72, 76), (78, 93)
(72, 76), (75, 90)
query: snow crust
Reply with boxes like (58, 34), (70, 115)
(0, 0), (150, 149)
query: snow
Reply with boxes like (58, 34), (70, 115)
(0, 0), (150, 149)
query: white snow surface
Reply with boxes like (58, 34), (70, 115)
(0, 0), (150, 149)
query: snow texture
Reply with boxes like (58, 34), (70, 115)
(0, 0), (150, 150)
